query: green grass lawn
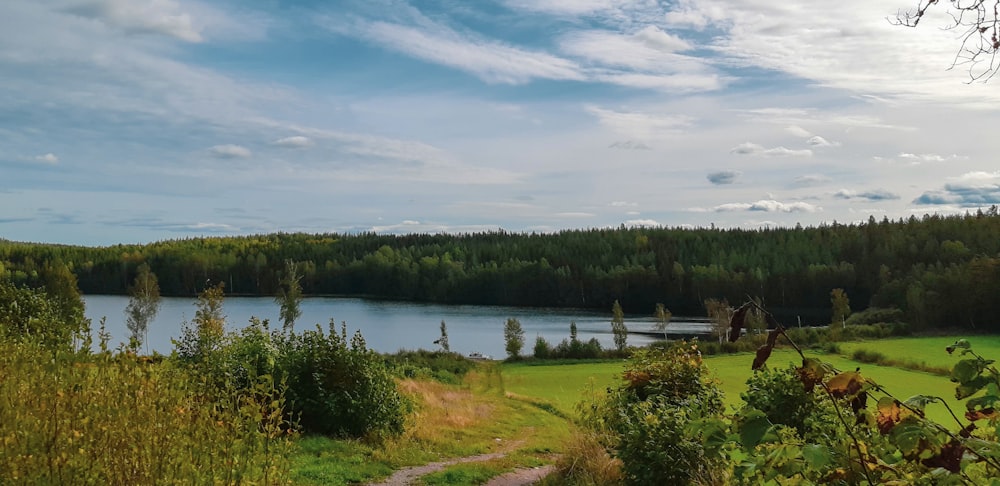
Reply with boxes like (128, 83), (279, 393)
(503, 346), (968, 426)
(837, 335), (1000, 370)
(501, 361), (624, 416)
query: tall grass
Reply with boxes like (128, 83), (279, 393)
(0, 337), (292, 484)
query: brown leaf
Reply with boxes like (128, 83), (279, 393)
(827, 371), (864, 399)
(922, 439), (964, 473)
(752, 343), (774, 370)
(966, 407), (999, 422)
(729, 303), (751, 343)
(876, 397), (903, 435)
(797, 358), (826, 391)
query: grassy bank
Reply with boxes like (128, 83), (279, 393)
(290, 364), (570, 485)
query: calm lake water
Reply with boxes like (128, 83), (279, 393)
(84, 295), (711, 358)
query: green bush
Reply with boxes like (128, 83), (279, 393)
(387, 349), (477, 378)
(741, 365), (832, 438)
(582, 341), (726, 485)
(0, 280), (84, 348)
(275, 322), (408, 440)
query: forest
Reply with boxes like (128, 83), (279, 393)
(3, 209), (1000, 331)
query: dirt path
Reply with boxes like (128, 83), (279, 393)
(366, 445), (556, 486)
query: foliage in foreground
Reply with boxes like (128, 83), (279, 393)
(172, 284), (409, 441)
(0, 336), (292, 484)
(570, 304), (1000, 485)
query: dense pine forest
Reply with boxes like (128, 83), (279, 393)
(3, 209), (1000, 331)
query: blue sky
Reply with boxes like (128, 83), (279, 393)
(3, 0), (1000, 246)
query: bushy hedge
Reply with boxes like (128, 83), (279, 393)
(386, 349), (476, 384)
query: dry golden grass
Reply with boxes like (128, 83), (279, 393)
(399, 379), (495, 430)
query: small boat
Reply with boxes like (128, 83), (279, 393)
(467, 352), (492, 361)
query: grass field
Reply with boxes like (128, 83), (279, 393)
(837, 335), (1000, 370)
(503, 345), (968, 426)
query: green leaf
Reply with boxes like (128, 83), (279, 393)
(966, 393), (1000, 412)
(802, 444), (831, 469)
(946, 339), (971, 355)
(951, 359), (980, 384)
(902, 395), (938, 415)
(956, 375), (993, 400)
(739, 410), (777, 448)
(890, 416), (942, 459)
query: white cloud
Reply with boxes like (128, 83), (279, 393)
(785, 125), (813, 138)
(608, 140), (651, 150)
(209, 144), (252, 159)
(875, 152), (966, 165)
(665, 0), (1000, 105)
(34, 153), (59, 164)
(502, 0), (623, 16)
(64, 0), (203, 43)
(623, 219), (661, 227)
(273, 136), (312, 148)
(586, 106), (692, 140)
(914, 171), (1000, 206)
(833, 189), (900, 201)
(730, 142), (812, 157)
(711, 199), (821, 213)
(330, 18), (583, 85)
(793, 174), (831, 186)
(807, 135), (840, 147)
(609, 201), (638, 207)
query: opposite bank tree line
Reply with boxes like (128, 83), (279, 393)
(4, 210), (1000, 330)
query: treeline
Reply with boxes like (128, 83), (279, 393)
(4, 209), (1000, 330)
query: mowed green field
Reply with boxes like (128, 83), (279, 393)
(837, 335), (1000, 370)
(503, 345), (970, 426)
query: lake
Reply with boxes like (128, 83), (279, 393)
(84, 295), (713, 358)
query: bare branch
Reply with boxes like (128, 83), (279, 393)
(893, 0), (1000, 81)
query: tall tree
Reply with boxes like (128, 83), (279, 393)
(504, 317), (524, 360)
(655, 303), (672, 341)
(435, 320), (450, 352)
(611, 300), (628, 352)
(705, 298), (733, 344)
(831, 288), (851, 328)
(125, 262), (161, 352)
(276, 259), (302, 332)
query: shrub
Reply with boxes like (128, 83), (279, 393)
(741, 365), (831, 438)
(580, 341), (726, 485)
(275, 322), (408, 440)
(851, 348), (887, 364)
(0, 336), (291, 484)
(533, 335), (551, 359)
(387, 349), (475, 385)
(0, 280), (83, 348)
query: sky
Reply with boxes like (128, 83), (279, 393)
(3, 0), (1000, 246)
